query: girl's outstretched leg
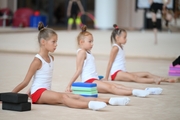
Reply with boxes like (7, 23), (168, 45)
(161, 77), (176, 83)
(133, 72), (176, 83)
(36, 90), (107, 110)
(142, 72), (173, 83)
(93, 80), (149, 97)
(115, 71), (160, 84)
(104, 81), (133, 90)
(104, 81), (162, 95)
(131, 72), (161, 84)
(66, 93), (130, 106)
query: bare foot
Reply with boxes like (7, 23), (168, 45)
(162, 77), (176, 83)
(154, 78), (161, 85)
(176, 77), (180, 82)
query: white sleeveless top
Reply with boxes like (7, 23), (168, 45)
(110, 44), (126, 75)
(77, 49), (99, 82)
(31, 54), (53, 94)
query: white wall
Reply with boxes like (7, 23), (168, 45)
(117, 0), (144, 29)
(95, 0), (117, 29)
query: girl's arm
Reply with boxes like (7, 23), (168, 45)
(12, 58), (41, 93)
(104, 46), (119, 80)
(65, 50), (86, 92)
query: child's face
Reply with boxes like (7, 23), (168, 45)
(81, 35), (93, 51)
(116, 31), (127, 45)
(44, 35), (58, 52)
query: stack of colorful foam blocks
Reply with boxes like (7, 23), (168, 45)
(169, 64), (180, 76)
(0, 92), (31, 111)
(71, 82), (98, 97)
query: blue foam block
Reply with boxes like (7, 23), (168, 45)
(72, 82), (97, 87)
(72, 82), (98, 97)
(81, 94), (98, 97)
(98, 75), (104, 80)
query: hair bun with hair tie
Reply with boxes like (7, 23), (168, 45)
(113, 24), (119, 30)
(115, 26), (119, 30)
(38, 22), (45, 31)
(81, 25), (87, 32)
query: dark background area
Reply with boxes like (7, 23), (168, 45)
(17, 0), (95, 29)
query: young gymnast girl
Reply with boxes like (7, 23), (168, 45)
(104, 24), (176, 84)
(66, 25), (163, 97)
(11, 22), (134, 111)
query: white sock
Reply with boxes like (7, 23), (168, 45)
(109, 97), (130, 106)
(145, 87), (163, 95)
(132, 89), (150, 97)
(88, 101), (107, 110)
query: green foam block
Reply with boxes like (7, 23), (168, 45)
(72, 90), (98, 95)
(71, 86), (97, 91)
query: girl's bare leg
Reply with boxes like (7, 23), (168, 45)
(131, 72), (176, 83)
(93, 80), (149, 97)
(64, 93), (109, 103)
(103, 81), (134, 90)
(36, 90), (106, 110)
(93, 80), (132, 96)
(115, 71), (160, 84)
(131, 72), (161, 84)
(37, 90), (129, 107)
(65, 93), (130, 106)
(36, 90), (88, 108)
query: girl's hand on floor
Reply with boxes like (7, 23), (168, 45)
(65, 86), (72, 92)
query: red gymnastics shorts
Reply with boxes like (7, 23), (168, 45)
(85, 78), (98, 83)
(111, 70), (121, 81)
(31, 88), (47, 104)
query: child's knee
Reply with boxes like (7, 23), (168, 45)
(61, 94), (69, 103)
(132, 75), (138, 81)
(145, 72), (152, 77)
(109, 85), (117, 91)
(73, 94), (81, 99)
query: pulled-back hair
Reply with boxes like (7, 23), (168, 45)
(77, 25), (92, 45)
(111, 24), (126, 44)
(37, 22), (57, 45)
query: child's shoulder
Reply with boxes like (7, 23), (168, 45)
(31, 57), (42, 68)
(112, 44), (123, 50)
(77, 49), (86, 53)
(112, 44), (119, 49)
(77, 49), (87, 58)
